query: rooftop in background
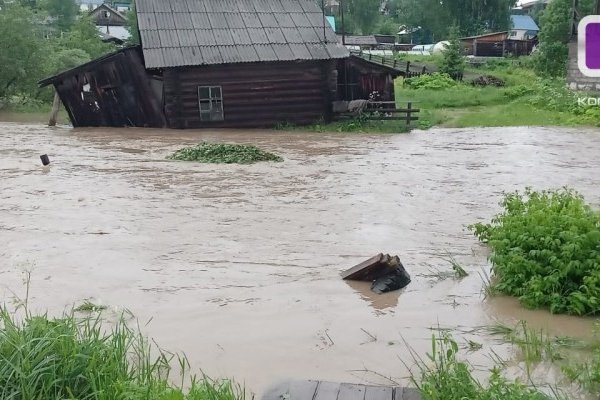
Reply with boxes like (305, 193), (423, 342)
(339, 35), (378, 46)
(136, 0), (348, 69)
(510, 15), (540, 31)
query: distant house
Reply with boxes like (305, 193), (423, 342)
(517, 0), (549, 15)
(40, 0), (350, 129)
(461, 29), (536, 57)
(340, 35), (378, 50)
(78, 0), (131, 12)
(509, 15), (539, 40)
(91, 3), (131, 42)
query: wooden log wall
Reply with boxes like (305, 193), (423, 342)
(52, 48), (165, 128)
(163, 60), (337, 129)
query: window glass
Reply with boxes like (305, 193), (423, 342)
(198, 86), (224, 121)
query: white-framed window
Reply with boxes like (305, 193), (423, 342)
(510, 31), (517, 37)
(198, 86), (224, 121)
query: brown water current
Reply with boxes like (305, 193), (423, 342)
(1, 123), (599, 395)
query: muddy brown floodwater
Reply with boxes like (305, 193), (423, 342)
(1, 123), (600, 395)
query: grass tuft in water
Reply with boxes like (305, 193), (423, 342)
(167, 142), (283, 164)
(411, 331), (551, 400)
(0, 308), (244, 400)
(74, 300), (108, 312)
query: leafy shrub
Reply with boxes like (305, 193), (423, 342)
(528, 79), (578, 112)
(167, 142), (283, 164)
(404, 73), (458, 90)
(471, 75), (506, 87)
(470, 188), (600, 315)
(504, 85), (535, 100)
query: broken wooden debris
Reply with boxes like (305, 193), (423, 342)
(342, 253), (411, 294)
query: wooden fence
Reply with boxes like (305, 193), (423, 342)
(335, 101), (420, 126)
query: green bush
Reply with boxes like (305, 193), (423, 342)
(167, 142), (283, 164)
(504, 85), (535, 100)
(0, 309), (243, 400)
(404, 73), (458, 90)
(470, 188), (600, 315)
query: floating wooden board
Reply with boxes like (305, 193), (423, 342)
(341, 253), (385, 281)
(341, 253), (403, 281)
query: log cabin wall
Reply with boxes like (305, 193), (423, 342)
(163, 60), (337, 129)
(48, 48), (165, 128)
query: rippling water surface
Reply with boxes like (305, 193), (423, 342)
(1, 123), (599, 394)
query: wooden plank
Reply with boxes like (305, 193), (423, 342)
(364, 385), (393, 400)
(314, 381), (341, 400)
(338, 383), (366, 400)
(289, 380), (319, 400)
(341, 254), (384, 280)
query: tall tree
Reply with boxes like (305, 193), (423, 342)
(534, 0), (570, 76)
(345, 0), (381, 34)
(0, 3), (46, 98)
(126, 0), (140, 45)
(40, 0), (78, 32)
(56, 15), (115, 59)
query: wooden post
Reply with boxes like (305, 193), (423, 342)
(406, 101), (412, 126)
(405, 61), (410, 74)
(393, 59), (397, 69)
(48, 90), (61, 127)
(502, 40), (506, 57)
(473, 39), (478, 56)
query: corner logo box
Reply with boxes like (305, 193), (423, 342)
(579, 15), (600, 77)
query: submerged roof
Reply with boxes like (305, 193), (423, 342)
(136, 0), (349, 68)
(510, 15), (540, 31)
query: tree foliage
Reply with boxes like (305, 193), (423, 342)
(343, 0), (381, 35)
(385, 0), (516, 41)
(0, 1), (115, 105)
(0, 3), (45, 98)
(40, 0), (78, 31)
(126, 0), (140, 45)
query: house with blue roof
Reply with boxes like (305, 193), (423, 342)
(509, 15), (540, 40)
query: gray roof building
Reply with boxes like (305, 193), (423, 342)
(136, 0), (348, 68)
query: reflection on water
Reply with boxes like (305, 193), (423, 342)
(345, 280), (401, 314)
(1, 123), (600, 395)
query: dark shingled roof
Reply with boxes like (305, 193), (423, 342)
(137, 0), (349, 68)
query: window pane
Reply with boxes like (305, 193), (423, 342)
(211, 87), (222, 98)
(199, 87), (210, 99)
(212, 101), (222, 112)
(200, 100), (210, 111)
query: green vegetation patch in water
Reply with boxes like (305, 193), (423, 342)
(470, 188), (600, 316)
(167, 142), (283, 164)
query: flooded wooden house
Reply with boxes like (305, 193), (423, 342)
(40, 0), (349, 129)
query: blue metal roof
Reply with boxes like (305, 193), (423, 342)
(510, 15), (539, 31)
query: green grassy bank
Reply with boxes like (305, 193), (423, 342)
(395, 56), (600, 130)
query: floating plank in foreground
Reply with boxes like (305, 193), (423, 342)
(261, 380), (421, 400)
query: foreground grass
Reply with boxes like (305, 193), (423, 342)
(167, 142), (283, 164)
(412, 332), (552, 400)
(0, 308), (243, 400)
